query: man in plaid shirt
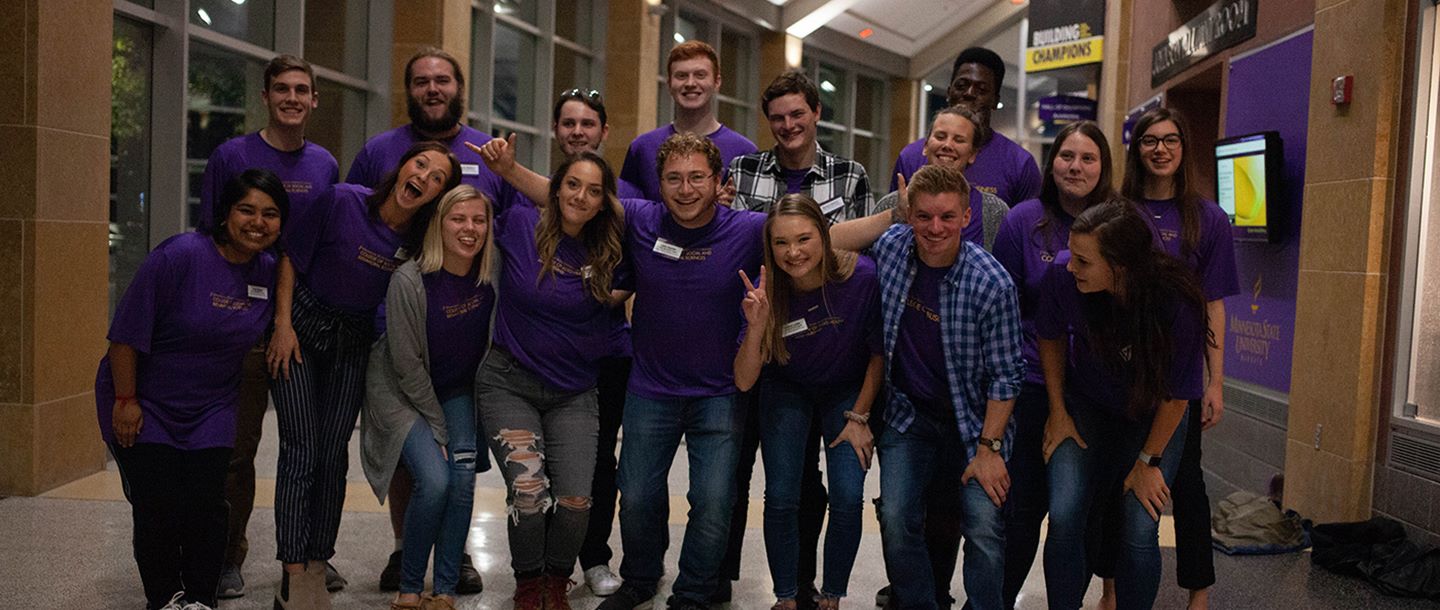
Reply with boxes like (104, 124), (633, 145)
(727, 70), (874, 220)
(871, 164), (1024, 610)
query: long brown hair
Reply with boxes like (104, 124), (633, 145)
(759, 193), (858, 365)
(1036, 121), (1114, 252)
(1071, 199), (1212, 419)
(1122, 107), (1203, 257)
(535, 152), (625, 303)
(365, 141), (462, 253)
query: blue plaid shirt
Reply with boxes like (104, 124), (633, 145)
(873, 224), (1026, 461)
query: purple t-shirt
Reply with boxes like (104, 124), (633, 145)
(891, 260), (953, 427)
(493, 201), (627, 392)
(284, 184), (406, 313)
(424, 269), (495, 399)
(618, 178), (645, 200)
(771, 255), (883, 387)
(1034, 254), (1206, 417)
(198, 132), (339, 231)
(619, 124), (758, 201)
(622, 198), (766, 399)
(346, 124), (505, 203)
(1139, 198), (1241, 301)
(992, 199), (1074, 385)
(95, 232), (278, 449)
(889, 130), (1042, 206)
(781, 166), (809, 194)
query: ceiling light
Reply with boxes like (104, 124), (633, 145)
(197, 8), (212, 24)
(494, 0), (517, 15)
(674, 32), (685, 43)
(231, 0), (246, 5)
(997, 102), (1005, 109)
(923, 83), (933, 92)
(858, 28), (873, 39)
(820, 81), (836, 93)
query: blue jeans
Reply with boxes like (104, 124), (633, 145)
(1043, 397), (1188, 610)
(398, 394), (478, 595)
(877, 422), (1005, 610)
(759, 377), (869, 600)
(616, 392), (744, 604)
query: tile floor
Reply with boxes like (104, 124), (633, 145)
(3, 409), (1432, 609)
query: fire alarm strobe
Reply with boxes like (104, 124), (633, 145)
(1331, 75), (1353, 106)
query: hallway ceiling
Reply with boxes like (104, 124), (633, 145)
(770, 0), (1009, 57)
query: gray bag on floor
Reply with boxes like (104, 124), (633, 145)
(1210, 491), (1308, 555)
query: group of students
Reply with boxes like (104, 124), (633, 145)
(95, 38), (1236, 610)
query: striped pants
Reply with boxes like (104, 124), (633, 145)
(270, 338), (369, 564)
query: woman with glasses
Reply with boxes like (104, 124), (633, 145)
(1037, 199), (1212, 610)
(989, 120), (1115, 608)
(1092, 107), (1238, 610)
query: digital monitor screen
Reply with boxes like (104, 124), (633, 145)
(1215, 132), (1280, 242)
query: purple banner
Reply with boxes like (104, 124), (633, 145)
(1038, 95), (1098, 122)
(1220, 29), (1312, 394)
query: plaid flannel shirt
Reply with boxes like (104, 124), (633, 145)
(727, 145), (874, 221)
(872, 224), (1026, 461)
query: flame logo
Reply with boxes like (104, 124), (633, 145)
(1251, 274), (1262, 314)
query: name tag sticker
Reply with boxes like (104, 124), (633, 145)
(581, 265), (594, 279)
(782, 318), (809, 337)
(461, 163), (481, 176)
(247, 285), (270, 300)
(819, 197), (845, 217)
(652, 238), (684, 261)
(395, 247), (409, 260)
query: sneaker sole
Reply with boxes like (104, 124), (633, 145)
(217, 588), (244, 599)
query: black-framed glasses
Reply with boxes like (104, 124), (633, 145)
(1138, 134), (1183, 151)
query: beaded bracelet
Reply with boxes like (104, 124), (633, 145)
(842, 410), (869, 425)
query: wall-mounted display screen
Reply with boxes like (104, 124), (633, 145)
(1216, 131), (1283, 242)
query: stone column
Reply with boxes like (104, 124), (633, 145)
(390, 0), (472, 128)
(602, 0), (661, 173)
(0, 0), (113, 495)
(1284, 0), (1410, 522)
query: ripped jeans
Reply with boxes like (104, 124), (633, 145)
(398, 393), (478, 596)
(477, 347), (600, 576)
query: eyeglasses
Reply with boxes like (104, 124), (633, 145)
(1138, 134), (1182, 151)
(561, 88), (603, 104)
(661, 172), (714, 189)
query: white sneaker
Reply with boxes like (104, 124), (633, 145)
(584, 564), (623, 596)
(179, 603), (215, 610)
(158, 592), (186, 610)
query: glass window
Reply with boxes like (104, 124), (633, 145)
(720, 28), (752, 101)
(856, 75), (884, 133)
(493, 0), (539, 26)
(187, 43), (266, 228)
(110, 16), (153, 312)
(304, 0), (369, 79)
(189, 0), (275, 49)
(493, 23), (538, 123)
(490, 128), (539, 172)
(718, 101), (748, 136)
(818, 63), (846, 123)
(675, 12), (707, 47)
(555, 0), (594, 46)
(553, 46), (593, 98)
(307, 79), (368, 179)
(853, 135), (886, 197)
(818, 127), (842, 156)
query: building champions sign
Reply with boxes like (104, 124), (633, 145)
(1026, 0), (1106, 72)
(1151, 0), (1258, 87)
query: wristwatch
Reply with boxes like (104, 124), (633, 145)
(1137, 451), (1162, 468)
(978, 436), (1003, 453)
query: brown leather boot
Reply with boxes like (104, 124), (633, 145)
(541, 574), (574, 610)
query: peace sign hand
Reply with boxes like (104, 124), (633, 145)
(739, 266), (770, 329)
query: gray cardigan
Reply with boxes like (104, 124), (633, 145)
(359, 260), (494, 502)
(870, 189), (1011, 251)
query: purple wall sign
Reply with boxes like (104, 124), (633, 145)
(1221, 28), (1311, 394)
(1038, 95), (1099, 122)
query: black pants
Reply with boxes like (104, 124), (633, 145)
(1092, 400), (1215, 590)
(722, 390), (828, 587)
(578, 355), (632, 570)
(113, 442), (231, 609)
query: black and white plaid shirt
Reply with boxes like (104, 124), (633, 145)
(727, 145), (874, 223)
